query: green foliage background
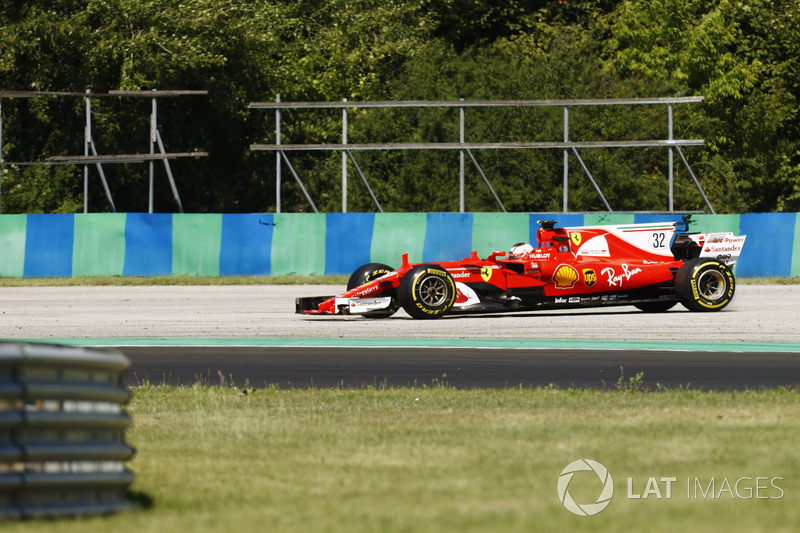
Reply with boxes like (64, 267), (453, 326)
(0, 0), (798, 214)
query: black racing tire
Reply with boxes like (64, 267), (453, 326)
(674, 258), (736, 312)
(347, 263), (395, 290)
(398, 264), (457, 319)
(634, 301), (679, 313)
(346, 263), (398, 318)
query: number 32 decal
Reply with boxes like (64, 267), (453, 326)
(649, 232), (667, 249)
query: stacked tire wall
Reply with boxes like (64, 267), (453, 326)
(0, 343), (134, 518)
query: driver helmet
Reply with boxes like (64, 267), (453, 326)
(509, 242), (534, 258)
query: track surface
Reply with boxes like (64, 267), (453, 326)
(120, 346), (800, 390)
(2, 284), (799, 389)
(1, 284), (797, 341)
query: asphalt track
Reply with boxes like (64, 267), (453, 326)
(118, 346), (800, 390)
(2, 284), (800, 390)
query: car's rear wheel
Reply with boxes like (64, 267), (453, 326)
(347, 263), (398, 318)
(398, 264), (456, 319)
(674, 258), (735, 312)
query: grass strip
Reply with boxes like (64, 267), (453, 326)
(5, 385), (799, 532)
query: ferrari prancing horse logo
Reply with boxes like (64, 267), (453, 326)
(571, 233), (582, 247)
(481, 266), (493, 282)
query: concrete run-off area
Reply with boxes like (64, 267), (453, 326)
(0, 284), (796, 344)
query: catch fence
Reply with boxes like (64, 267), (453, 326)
(250, 96), (713, 214)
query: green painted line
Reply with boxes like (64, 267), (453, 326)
(5, 337), (800, 353)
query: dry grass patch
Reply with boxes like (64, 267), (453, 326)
(3, 386), (799, 532)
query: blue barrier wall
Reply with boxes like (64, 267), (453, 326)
(0, 212), (798, 278)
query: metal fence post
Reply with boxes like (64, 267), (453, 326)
(149, 91), (156, 213)
(148, 92), (185, 214)
(459, 99), (465, 213)
(668, 103), (674, 212)
(83, 92), (117, 213)
(275, 94), (281, 214)
(563, 105), (570, 212)
(342, 98), (348, 213)
(84, 90), (91, 213)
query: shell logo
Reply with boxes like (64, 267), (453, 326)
(553, 264), (579, 289)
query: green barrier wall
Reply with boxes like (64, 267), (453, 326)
(173, 214), (222, 276)
(0, 215), (26, 278)
(794, 215), (800, 276)
(0, 212), (798, 278)
(73, 213), (127, 276)
(271, 214), (327, 276)
(371, 213), (427, 266)
(472, 213), (531, 259)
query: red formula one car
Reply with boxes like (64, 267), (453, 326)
(296, 217), (746, 319)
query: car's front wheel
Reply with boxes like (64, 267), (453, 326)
(347, 263), (395, 290)
(674, 258), (735, 311)
(347, 262), (398, 318)
(398, 264), (456, 319)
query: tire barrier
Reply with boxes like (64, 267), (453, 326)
(0, 343), (135, 519)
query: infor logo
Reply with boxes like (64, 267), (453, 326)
(557, 459), (614, 516)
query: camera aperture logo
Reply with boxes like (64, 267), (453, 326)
(557, 459), (614, 517)
(557, 460), (785, 517)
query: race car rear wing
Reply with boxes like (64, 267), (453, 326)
(672, 232), (746, 267)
